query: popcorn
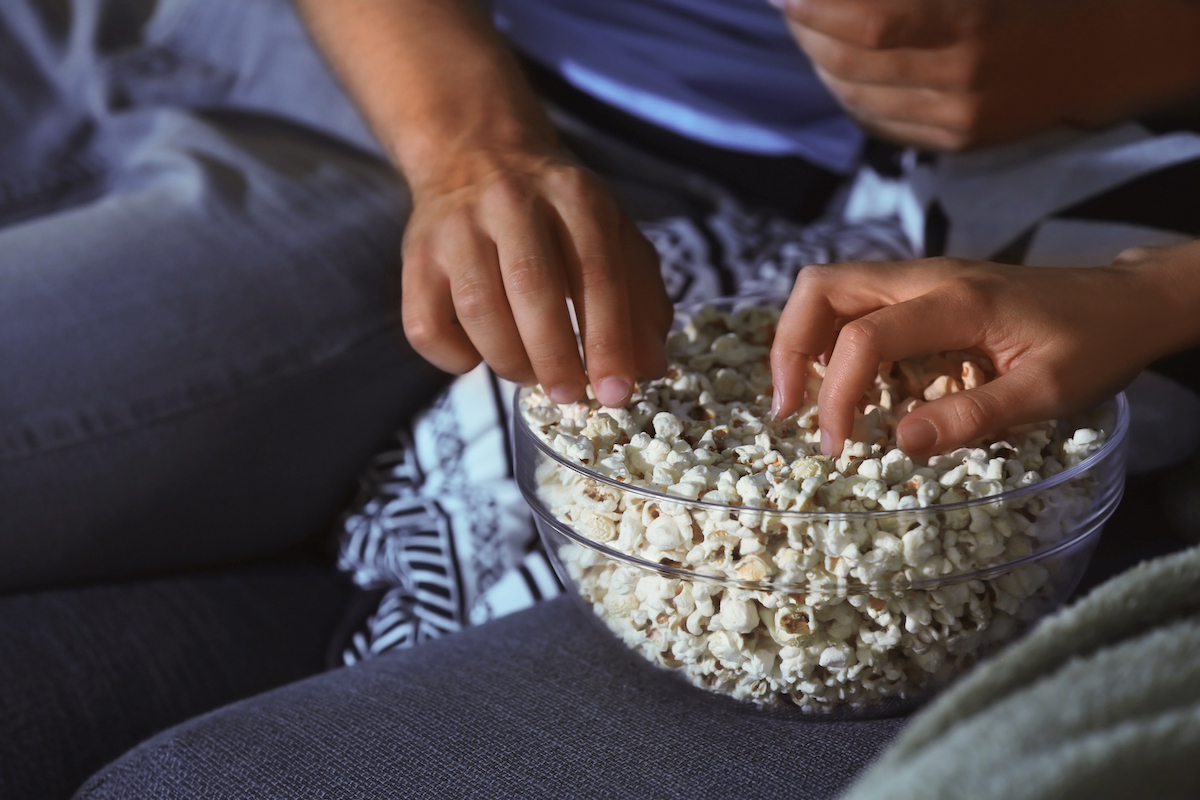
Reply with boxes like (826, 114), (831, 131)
(521, 302), (1111, 712)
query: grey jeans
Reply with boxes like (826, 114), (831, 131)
(0, 0), (448, 591)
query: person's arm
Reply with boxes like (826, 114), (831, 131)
(773, 0), (1200, 151)
(296, 0), (671, 406)
(770, 241), (1200, 456)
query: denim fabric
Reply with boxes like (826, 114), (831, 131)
(76, 596), (907, 800)
(0, 563), (350, 800)
(0, 0), (448, 590)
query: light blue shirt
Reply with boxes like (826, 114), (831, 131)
(492, 0), (862, 174)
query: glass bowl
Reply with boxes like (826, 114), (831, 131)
(514, 302), (1129, 715)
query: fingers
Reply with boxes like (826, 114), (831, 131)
(443, 220), (533, 383)
(851, 113), (976, 153)
(817, 285), (983, 455)
(772, 261), (952, 421)
(780, 1), (996, 150)
(771, 273), (840, 420)
(815, 67), (978, 139)
(621, 218), (673, 381)
(483, 183), (589, 401)
(401, 222), (485, 376)
(789, 21), (975, 92)
(781, 0), (965, 49)
(897, 370), (1041, 456)
(547, 172), (641, 407)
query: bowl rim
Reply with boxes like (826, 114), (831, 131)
(515, 388), (1129, 522)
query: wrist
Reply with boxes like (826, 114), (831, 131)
(396, 111), (560, 197)
(1115, 240), (1200, 360)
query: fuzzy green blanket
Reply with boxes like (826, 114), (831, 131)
(841, 545), (1200, 800)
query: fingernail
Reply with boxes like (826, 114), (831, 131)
(820, 428), (833, 456)
(595, 376), (631, 407)
(548, 382), (583, 405)
(771, 386), (783, 418)
(900, 419), (937, 453)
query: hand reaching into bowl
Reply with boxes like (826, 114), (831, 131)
(297, 0), (672, 409)
(770, 240), (1200, 457)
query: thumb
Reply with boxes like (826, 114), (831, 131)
(897, 370), (1040, 456)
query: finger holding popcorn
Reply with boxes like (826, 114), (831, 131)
(782, 252), (1200, 457)
(401, 153), (671, 402)
(487, 184), (590, 397)
(817, 284), (991, 456)
(772, 259), (956, 425)
(552, 176), (670, 406)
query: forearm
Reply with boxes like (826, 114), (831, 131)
(295, 0), (557, 192)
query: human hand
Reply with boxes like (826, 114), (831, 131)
(774, 0), (1200, 151)
(400, 147), (672, 407)
(770, 243), (1200, 457)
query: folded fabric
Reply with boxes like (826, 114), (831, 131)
(841, 544), (1200, 800)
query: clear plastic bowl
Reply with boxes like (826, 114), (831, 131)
(514, 316), (1129, 715)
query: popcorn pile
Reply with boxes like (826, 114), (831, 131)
(521, 302), (1110, 711)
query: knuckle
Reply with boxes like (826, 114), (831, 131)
(439, 205), (478, 237)
(950, 271), (998, 305)
(576, 255), (622, 292)
(481, 174), (532, 212)
(402, 312), (442, 353)
(948, 391), (998, 436)
(793, 263), (836, 296)
(493, 363), (536, 385)
(452, 280), (498, 323)
(855, 13), (899, 48)
(838, 317), (882, 357)
(504, 256), (552, 298)
(526, 346), (577, 379)
(939, 98), (984, 143)
(818, 42), (857, 77)
(544, 163), (593, 197)
(583, 330), (632, 364)
(401, 232), (437, 266)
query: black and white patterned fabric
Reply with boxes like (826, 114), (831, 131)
(337, 117), (1200, 665)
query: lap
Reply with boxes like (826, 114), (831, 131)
(0, 0), (449, 590)
(76, 597), (907, 800)
(0, 105), (448, 591)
